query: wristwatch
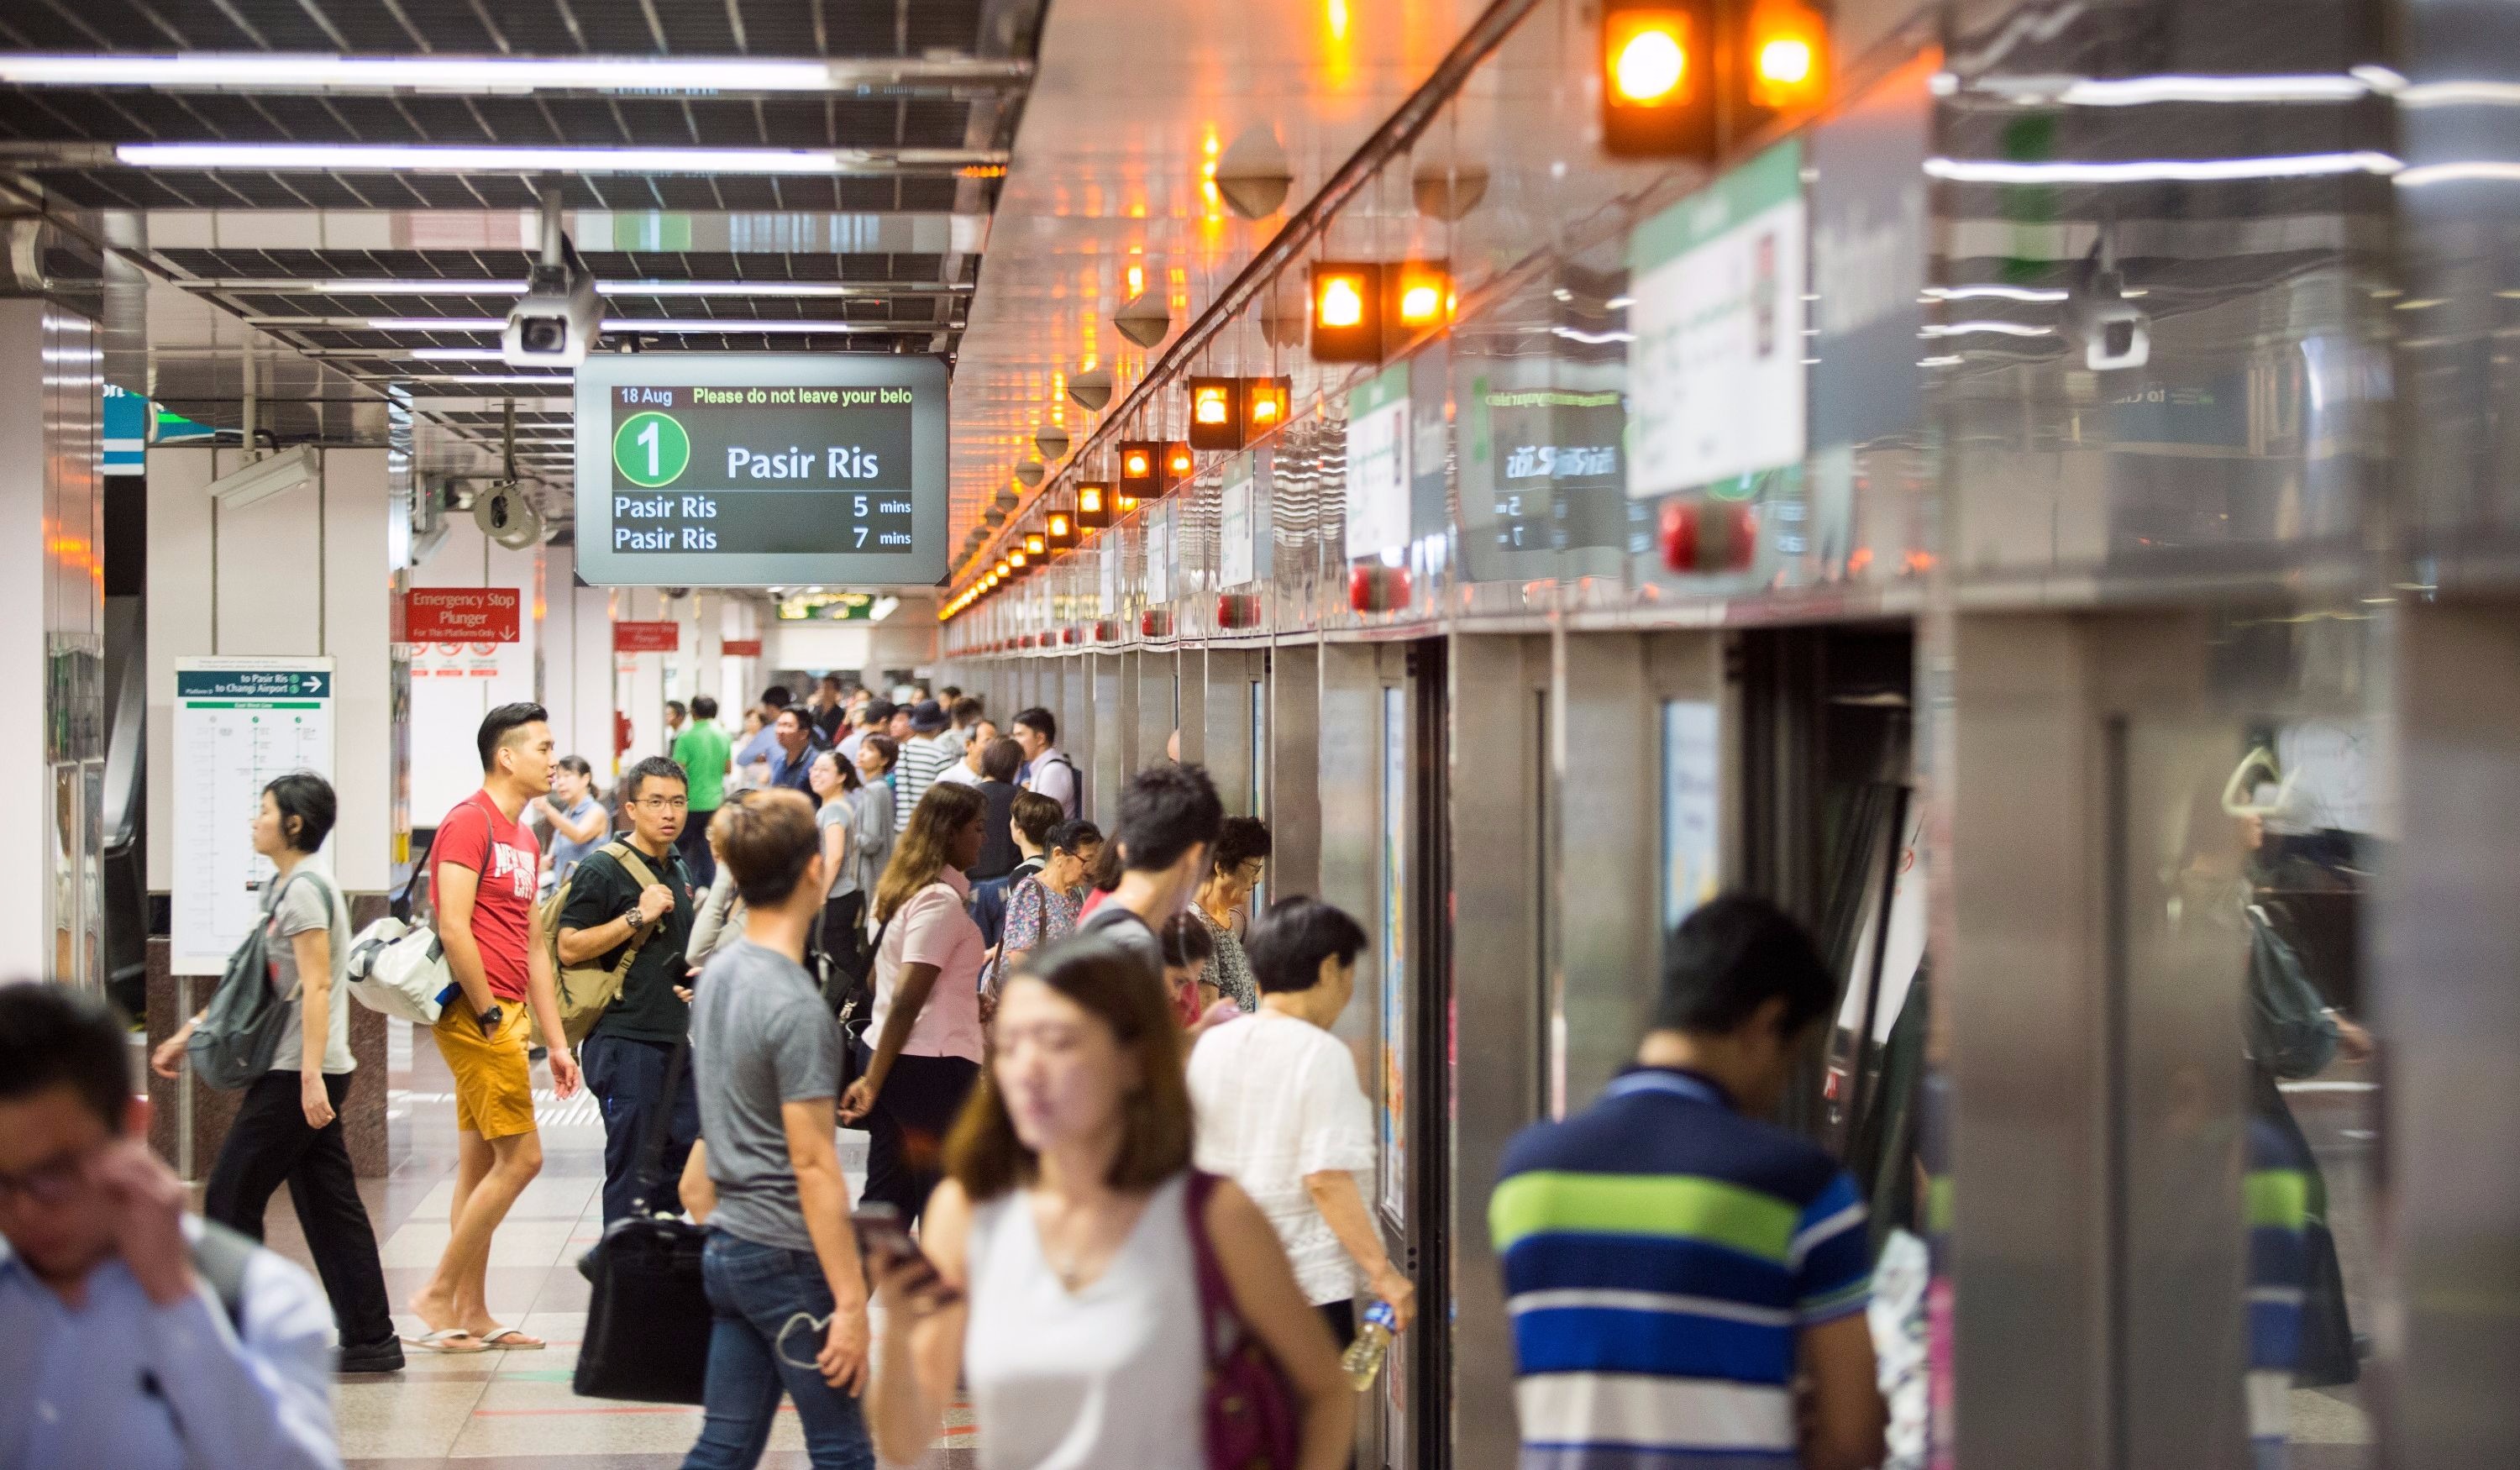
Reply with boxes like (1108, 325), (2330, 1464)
(475, 1002), (504, 1037)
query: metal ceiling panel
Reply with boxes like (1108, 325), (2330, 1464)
(944, 0), (1488, 542)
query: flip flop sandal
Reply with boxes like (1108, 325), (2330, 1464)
(475, 1327), (548, 1350)
(402, 1328), (491, 1354)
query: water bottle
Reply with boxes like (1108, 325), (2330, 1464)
(1340, 1299), (1399, 1390)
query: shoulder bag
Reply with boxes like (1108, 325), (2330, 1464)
(2247, 905), (2339, 1080)
(549, 842), (667, 1044)
(188, 869), (323, 1090)
(574, 1037), (712, 1404)
(1184, 1169), (1301, 1470)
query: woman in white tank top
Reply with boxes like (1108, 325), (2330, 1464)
(864, 937), (1354, 1470)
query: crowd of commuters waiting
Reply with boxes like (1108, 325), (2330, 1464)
(0, 671), (1902, 1470)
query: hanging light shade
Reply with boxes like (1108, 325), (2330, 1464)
(992, 485), (1021, 512)
(1036, 424), (1071, 461)
(1215, 125), (1293, 219)
(1115, 287), (1172, 349)
(1410, 151), (1491, 221)
(1068, 365), (1114, 412)
(1014, 458), (1045, 488)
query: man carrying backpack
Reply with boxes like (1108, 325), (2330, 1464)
(556, 755), (698, 1224)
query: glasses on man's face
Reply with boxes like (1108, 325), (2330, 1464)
(0, 1148), (97, 1208)
(635, 796), (689, 812)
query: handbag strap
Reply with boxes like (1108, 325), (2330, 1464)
(1183, 1169), (1232, 1363)
(598, 842), (669, 981)
(626, 1036), (691, 1216)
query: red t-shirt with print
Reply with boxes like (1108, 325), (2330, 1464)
(429, 790), (541, 1002)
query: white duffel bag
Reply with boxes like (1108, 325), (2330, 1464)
(343, 916), (455, 1026)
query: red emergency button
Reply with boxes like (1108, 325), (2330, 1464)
(1659, 497), (1758, 574)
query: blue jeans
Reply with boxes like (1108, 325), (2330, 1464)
(680, 1231), (874, 1470)
(582, 1032), (701, 1225)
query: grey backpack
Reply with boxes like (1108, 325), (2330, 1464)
(187, 869), (327, 1090)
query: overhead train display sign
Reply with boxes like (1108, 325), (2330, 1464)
(574, 353), (948, 587)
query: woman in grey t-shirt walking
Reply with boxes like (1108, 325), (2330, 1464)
(149, 772), (402, 1373)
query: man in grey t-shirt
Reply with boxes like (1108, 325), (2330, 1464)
(689, 938), (842, 1252)
(680, 788), (874, 1462)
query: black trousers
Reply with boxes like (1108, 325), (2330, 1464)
(819, 893), (868, 989)
(855, 1047), (979, 1226)
(203, 1069), (396, 1349)
(581, 1032), (701, 1225)
(1319, 1297), (1357, 1350)
(676, 812), (718, 887)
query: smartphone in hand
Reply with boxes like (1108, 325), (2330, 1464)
(851, 1204), (962, 1308)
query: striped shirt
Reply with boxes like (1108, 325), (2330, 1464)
(2246, 1117), (2311, 1470)
(895, 732), (961, 827)
(1490, 1068), (1871, 1470)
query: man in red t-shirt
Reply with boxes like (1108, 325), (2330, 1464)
(406, 702), (582, 1354)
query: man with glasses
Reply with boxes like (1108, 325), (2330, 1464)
(0, 983), (339, 1467)
(558, 755), (700, 1223)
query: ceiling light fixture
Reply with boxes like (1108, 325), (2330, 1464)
(0, 53), (1030, 95)
(244, 316), (916, 335)
(114, 141), (1006, 176)
(176, 277), (970, 297)
(1924, 150), (2401, 183)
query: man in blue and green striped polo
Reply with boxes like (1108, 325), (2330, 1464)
(1491, 894), (1886, 1470)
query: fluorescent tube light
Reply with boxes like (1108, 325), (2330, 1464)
(117, 142), (1002, 175)
(244, 316), (911, 335)
(178, 277), (967, 297)
(1924, 150), (2401, 183)
(0, 53), (1026, 95)
(1926, 285), (2071, 302)
(203, 444), (319, 509)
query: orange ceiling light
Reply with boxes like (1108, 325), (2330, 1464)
(1391, 260), (1454, 331)
(1601, 3), (1714, 157)
(1310, 262), (1383, 361)
(1024, 532), (1047, 557)
(1047, 510), (1076, 547)
(1119, 440), (1160, 496)
(1163, 441), (1195, 487)
(1746, 0), (1828, 110)
(1075, 481), (1112, 529)
(1245, 375), (1291, 433)
(1188, 376), (1242, 450)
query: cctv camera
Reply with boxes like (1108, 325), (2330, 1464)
(2065, 249), (2149, 373)
(502, 235), (602, 370)
(474, 480), (545, 550)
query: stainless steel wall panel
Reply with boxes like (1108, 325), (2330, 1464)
(1554, 633), (1660, 1107)
(1202, 648), (1253, 815)
(1091, 652), (1133, 827)
(1945, 614), (2114, 1470)
(1446, 632), (1552, 1470)
(1317, 642), (1383, 1058)
(1176, 648), (1207, 767)
(2381, 601), (2520, 1467)
(1138, 649), (1177, 769)
(1269, 643), (1321, 898)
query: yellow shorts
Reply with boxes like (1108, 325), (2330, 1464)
(433, 1000), (538, 1140)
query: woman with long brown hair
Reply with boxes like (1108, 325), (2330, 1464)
(865, 938), (1354, 1470)
(839, 781), (988, 1224)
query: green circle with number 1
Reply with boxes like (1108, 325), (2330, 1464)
(613, 411), (690, 488)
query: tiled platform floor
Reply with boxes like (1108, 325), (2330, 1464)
(225, 1020), (972, 1469)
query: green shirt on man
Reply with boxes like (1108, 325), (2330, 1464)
(672, 718), (732, 811)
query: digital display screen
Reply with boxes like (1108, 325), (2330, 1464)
(573, 354), (948, 587)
